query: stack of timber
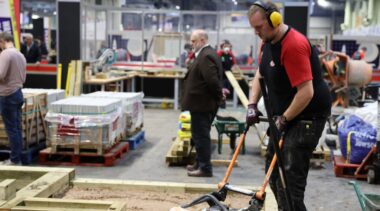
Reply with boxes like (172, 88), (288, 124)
(82, 91), (144, 137)
(22, 88), (65, 106)
(44, 97), (125, 156)
(166, 111), (195, 165)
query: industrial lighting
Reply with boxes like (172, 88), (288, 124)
(175, 5), (180, 10)
(53, 11), (57, 15)
(31, 14), (40, 19)
(317, 0), (331, 8)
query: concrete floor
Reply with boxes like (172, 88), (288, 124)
(71, 108), (379, 211)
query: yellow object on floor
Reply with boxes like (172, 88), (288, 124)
(178, 130), (192, 139)
(179, 111), (191, 123)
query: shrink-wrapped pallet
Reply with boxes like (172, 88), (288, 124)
(45, 97), (123, 153)
(82, 92), (144, 135)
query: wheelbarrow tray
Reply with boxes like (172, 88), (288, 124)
(214, 120), (246, 133)
(363, 194), (380, 211)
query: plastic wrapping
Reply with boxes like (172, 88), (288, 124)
(45, 108), (123, 148)
(45, 96), (124, 150)
(338, 115), (377, 164)
(82, 92), (144, 134)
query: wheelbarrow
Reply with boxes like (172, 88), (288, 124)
(214, 115), (246, 154)
(349, 181), (380, 211)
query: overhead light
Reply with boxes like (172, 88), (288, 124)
(234, 1), (238, 5)
(53, 11), (57, 15)
(32, 14), (40, 19)
(317, 0), (331, 8)
(175, 5), (180, 10)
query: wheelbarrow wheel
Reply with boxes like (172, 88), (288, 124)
(229, 133), (236, 152)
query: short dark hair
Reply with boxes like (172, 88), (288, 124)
(184, 43), (192, 50)
(0, 32), (14, 43)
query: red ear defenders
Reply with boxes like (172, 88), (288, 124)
(253, 0), (282, 28)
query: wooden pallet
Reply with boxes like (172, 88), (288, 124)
(39, 141), (129, 166)
(49, 127), (123, 155)
(333, 155), (360, 178)
(0, 93), (47, 149)
(126, 130), (145, 150)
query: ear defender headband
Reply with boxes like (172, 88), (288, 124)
(253, 0), (282, 28)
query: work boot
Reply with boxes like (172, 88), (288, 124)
(187, 169), (213, 177)
(186, 163), (198, 171)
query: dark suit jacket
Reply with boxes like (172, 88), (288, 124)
(21, 44), (41, 63)
(181, 45), (223, 112)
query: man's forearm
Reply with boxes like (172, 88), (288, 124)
(283, 81), (313, 121)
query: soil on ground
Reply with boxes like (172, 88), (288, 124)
(63, 187), (253, 211)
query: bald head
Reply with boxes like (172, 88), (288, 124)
(190, 29), (208, 53)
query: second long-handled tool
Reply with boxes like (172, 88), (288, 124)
(255, 78), (294, 211)
(180, 116), (269, 211)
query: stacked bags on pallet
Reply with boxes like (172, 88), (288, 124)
(166, 111), (195, 165)
(178, 111), (191, 140)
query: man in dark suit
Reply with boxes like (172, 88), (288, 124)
(20, 34), (41, 63)
(181, 29), (224, 177)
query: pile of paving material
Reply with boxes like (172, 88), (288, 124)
(82, 91), (144, 136)
(22, 88), (65, 106)
(45, 96), (124, 152)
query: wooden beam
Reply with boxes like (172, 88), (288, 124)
(12, 197), (126, 210)
(0, 180), (16, 201)
(211, 159), (238, 167)
(225, 71), (249, 108)
(2, 171), (72, 209)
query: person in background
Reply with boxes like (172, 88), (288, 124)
(48, 41), (57, 64)
(217, 40), (236, 108)
(181, 29), (224, 177)
(176, 43), (193, 67)
(0, 32), (27, 165)
(246, 1), (331, 210)
(352, 46), (367, 60)
(20, 33), (41, 63)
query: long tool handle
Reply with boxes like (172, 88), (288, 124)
(218, 126), (249, 189)
(255, 137), (284, 200)
(259, 78), (294, 211)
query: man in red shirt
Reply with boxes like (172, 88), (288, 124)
(246, 1), (331, 210)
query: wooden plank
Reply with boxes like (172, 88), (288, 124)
(211, 159), (238, 167)
(0, 180), (16, 201)
(225, 71), (249, 108)
(74, 60), (83, 96)
(68, 61), (76, 97)
(21, 197), (120, 210)
(0, 167), (74, 209)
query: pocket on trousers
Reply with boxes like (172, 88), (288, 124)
(292, 120), (318, 148)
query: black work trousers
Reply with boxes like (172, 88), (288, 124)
(190, 111), (216, 174)
(266, 118), (327, 211)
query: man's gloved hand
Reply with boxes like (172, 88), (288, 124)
(246, 103), (263, 126)
(274, 115), (288, 134)
(222, 88), (230, 100)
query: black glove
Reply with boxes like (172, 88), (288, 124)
(274, 115), (288, 134)
(246, 103), (263, 126)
